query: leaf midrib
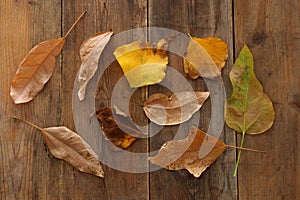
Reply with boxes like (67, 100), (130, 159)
(17, 39), (64, 94)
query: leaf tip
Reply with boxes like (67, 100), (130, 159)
(240, 44), (253, 58)
(10, 87), (29, 104)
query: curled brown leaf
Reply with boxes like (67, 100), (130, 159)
(143, 91), (210, 125)
(96, 106), (143, 150)
(78, 32), (113, 100)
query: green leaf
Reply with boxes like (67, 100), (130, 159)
(225, 45), (275, 134)
(225, 45), (275, 176)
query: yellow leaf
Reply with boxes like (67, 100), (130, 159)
(113, 39), (169, 88)
(184, 37), (228, 79)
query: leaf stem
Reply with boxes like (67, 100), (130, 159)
(63, 11), (87, 38)
(226, 145), (267, 154)
(233, 130), (246, 177)
(13, 116), (42, 131)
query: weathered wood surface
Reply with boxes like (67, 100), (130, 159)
(148, 0), (237, 199)
(0, 0), (299, 199)
(234, 0), (300, 199)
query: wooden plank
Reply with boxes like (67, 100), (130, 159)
(61, 0), (148, 199)
(148, 0), (237, 199)
(234, 0), (300, 199)
(0, 0), (62, 199)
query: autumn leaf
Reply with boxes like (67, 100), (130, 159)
(225, 45), (275, 176)
(96, 106), (143, 150)
(149, 126), (265, 177)
(184, 37), (228, 79)
(77, 32), (113, 101)
(13, 116), (104, 178)
(143, 91), (209, 125)
(113, 38), (170, 88)
(10, 11), (86, 104)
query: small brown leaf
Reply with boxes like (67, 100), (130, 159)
(96, 106), (143, 150)
(184, 37), (228, 79)
(13, 116), (104, 178)
(78, 32), (113, 100)
(10, 11), (86, 104)
(143, 91), (209, 125)
(149, 127), (226, 177)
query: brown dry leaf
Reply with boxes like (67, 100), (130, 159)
(113, 39), (169, 88)
(14, 116), (104, 178)
(78, 32), (113, 100)
(149, 127), (226, 177)
(143, 91), (210, 125)
(10, 38), (65, 104)
(184, 37), (228, 79)
(10, 11), (86, 104)
(96, 106), (143, 150)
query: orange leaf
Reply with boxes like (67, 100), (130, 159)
(184, 37), (228, 79)
(10, 11), (86, 104)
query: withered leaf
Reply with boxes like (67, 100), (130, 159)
(225, 45), (275, 135)
(149, 127), (226, 177)
(149, 126), (265, 177)
(10, 11), (86, 104)
(14, 116), (104, 178)
(225, 45), (275, 176)
(184, 37), (228, 79)
(78, 32), (113, 100)
(113, 39), (170, 88)
(143, 91), (210, 125)
(96, 106), (143, 150)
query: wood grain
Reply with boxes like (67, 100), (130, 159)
(1, 0), (300, 199)
(148, 0), (237, 199)
(61, 0), (148, 199)
(0, 0), (62, 199)
(234, 0), (300, 199)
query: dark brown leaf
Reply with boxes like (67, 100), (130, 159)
(96, 106), (143, 150)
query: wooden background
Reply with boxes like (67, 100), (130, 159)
(1, 0), (299, 199)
